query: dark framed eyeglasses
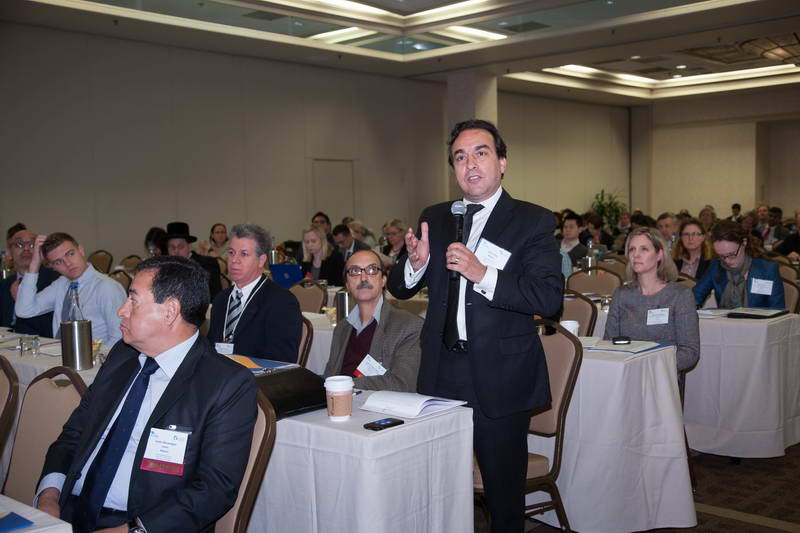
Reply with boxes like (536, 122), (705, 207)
(346, 264), (382, 277)
(12, 240), (35, 250)
(718, 243), (742, 261)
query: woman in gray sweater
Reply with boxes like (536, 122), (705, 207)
(603, 227), (700, 371)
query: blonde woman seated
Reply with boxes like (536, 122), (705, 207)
(301, 226), (345, 286)
(603, 227), (700, 371)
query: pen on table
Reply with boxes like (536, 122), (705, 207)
(353, 390), (363, 396)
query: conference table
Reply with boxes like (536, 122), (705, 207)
(526, 343), (696, 533)
(684, 312), (800, 457)
(0, 329), (100, 486)
(249, 392), (474, 533)
(0, 494), (72, 532)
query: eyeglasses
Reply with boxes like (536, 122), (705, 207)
(681, 232), (703, 238)
(11, 241), (34, 250)
(346, 264), (381, 277)
(718, 243), (742, 261)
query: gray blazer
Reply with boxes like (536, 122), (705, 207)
(324, 300), (422, 392)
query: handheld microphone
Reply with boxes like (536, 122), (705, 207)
(450, 201), (466, 279)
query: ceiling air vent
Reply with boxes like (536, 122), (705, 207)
(503, 21), (549, 34)
(242, 10), (285, 21)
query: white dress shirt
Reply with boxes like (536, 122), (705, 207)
(404, 186), (504, 341)
(36, 332), (198, 510)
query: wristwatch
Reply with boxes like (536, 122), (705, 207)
(128, 518), (147, 533)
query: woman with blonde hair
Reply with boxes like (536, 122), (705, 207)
(604, 227), (700, 371)
(348, 220), (378, 249)
(698, 206), (717, 232)
(300, 226), (344, 286)
(381, 219), (408, 265)
(672, 218), (714, 280)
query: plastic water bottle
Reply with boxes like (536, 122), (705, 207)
(66, 282), (85, 321)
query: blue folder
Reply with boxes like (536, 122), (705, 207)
(269, 264), (303, 288)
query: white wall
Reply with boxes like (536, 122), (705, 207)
(499, 92), (630, 214)
(766, 119), (800, 214)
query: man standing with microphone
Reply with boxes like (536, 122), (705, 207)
(388, 119), (563, 532)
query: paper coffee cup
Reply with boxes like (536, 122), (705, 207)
(324, 375), (354, 422)
(560, 320), (580, 337)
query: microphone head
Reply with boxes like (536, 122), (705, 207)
(451, 200), (467, 216)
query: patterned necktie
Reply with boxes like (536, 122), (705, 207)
(56, 281), (78, 338)
(443, 204), (485, 350)
(72, 357), (160, 533)
(224, 289), (243, 341)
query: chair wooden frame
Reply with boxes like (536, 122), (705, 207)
(110, 270), (132, 291)
(2, 367), (87, 500)
(297, 316), (314, 368)
(776, 262), (799, 282)
(120, 254), (143, 271)
(216, 391), (277, 533)
(289, 280), (327, 313)
(676, 276), (697, 290)
(221, 273), (232, 291)
(782, 277), (800, 313)
(87, 250), (113, 274)
(0, 356), (20, 459)
(566, 266), (624, 296)
(562, 289), (597, 337)
(216, 256), (228, 276)
(523, 320), (583, 531)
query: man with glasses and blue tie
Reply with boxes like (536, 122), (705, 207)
(0, 223), (60, 336)
(324, 249), (422, 392)
(15, 232), (126, 346)
(36, 256), (257, 533)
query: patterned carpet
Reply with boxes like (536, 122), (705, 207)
(474, 443), (800, 532)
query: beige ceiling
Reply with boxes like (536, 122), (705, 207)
(2, 0), (799, 104)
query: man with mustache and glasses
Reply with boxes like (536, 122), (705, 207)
(0, 223), (60, 336)
(324, 250), (422, 392)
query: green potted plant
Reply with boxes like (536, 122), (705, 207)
(591, 189), (627, 227)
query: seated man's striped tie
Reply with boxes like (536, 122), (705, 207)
(224, 289), (243, 342)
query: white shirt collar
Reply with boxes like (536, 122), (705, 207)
(234, 274), (264, 303)
(346, 294), (384, 334)
(142, 331), (199, 379)
(464, 185), (503, 211)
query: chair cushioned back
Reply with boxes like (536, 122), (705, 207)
(88, 251), (113, 274)
(5, 378), (82, 502)
(297, 317), (313, 367)
(567, 270), (621, 296)
(599, 260), (628, 282)
(562, 297), (595, 337)
(289, 283), (325, 313)
(783, 279), (799, 313)
(779, 264), (799, 281)
(530, 331), (578, 436)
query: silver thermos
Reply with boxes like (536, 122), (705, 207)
(335, 289), (355, 323)
(61, 320), (94, 370)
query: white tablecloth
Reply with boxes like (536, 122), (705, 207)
(684, 313), (800, 457)
(0, 494), (71, 532)
(0, 329), (99, 487)
(303, 312), (334, 375)
(527, 345), (696, 533)
(249, 393), (474, 533)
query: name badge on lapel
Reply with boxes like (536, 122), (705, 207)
(646, 308), (669, 325)
(215, 342), (234, 355)
(475, 238), (511, 270)
(140, 427), (189, 476)
(751, 278), (773, 295)
(354, 354), (387, 377)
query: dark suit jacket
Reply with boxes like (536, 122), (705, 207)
(208, 275), (302, 363)
(388, 190), (563, 418)
(41, 335), (257, 532)
(674, 257), (711, 281)
(341, 239), (371, 260)
(693, 256), (785, 309)
(559, 241), (587, 267)
(0, 267), (60, 336)
(776, 233), (800, 256)
(301, 249), (345, 286)
(191, 252), (222, 300)
(324, 300), (422, 392)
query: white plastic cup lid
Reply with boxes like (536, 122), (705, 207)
(324, 375), (354, 392)
(560, 320), (579, 332)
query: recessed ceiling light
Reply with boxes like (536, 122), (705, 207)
(630, 55), (641, 60)
(676, 64), (687, 69)
(497, 21), (509, 27)
(672, 74), (682, 78)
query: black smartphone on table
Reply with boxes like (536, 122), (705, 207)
(364, 418), (404, 431)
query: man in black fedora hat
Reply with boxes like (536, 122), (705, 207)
(165, 222), (222, 299)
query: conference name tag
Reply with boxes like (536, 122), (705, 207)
(751, 278), (773, 295)
(646, 308), (669, 326)
(354, 354), (387, 377)
(140, 427), (189, 476)
(215, 342), (234, 355)
(475, 239), (511, 271)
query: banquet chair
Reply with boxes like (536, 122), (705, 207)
(562, 290), (597, 336)
(777, 263), (799, 281)
(120, 254), (142, 271)
(604, 252), (627, 264)
(598, 259), (629, 282)
(771, 254), (792, 266)
(782, 278), (800, 313)
(676, 276), (697, 290)
(0, 357), (20, 458)
(216, 391), (277, 533)
(217, 256), (228, 276)
(3, 367), (87, 502)
(87, 250), (113, 273)
(289, 280), (327, 313)
(474, 321), (582, 532)
(566, 267), (623, 296)
(110, 270), (132, 291)
(221, 274), (232, 291)
(297, 316), (314, 367)
(200, 304), (212, 337)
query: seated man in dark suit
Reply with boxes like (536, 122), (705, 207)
(36, 255), (257, 533)
(0, 223), (59, 336)
(164, 221), (222, 300)
(332, 223), (371, 261)
(325, 250), (422, 392)
(208, 224), (301, 363)
(559, 212), (587, 266)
